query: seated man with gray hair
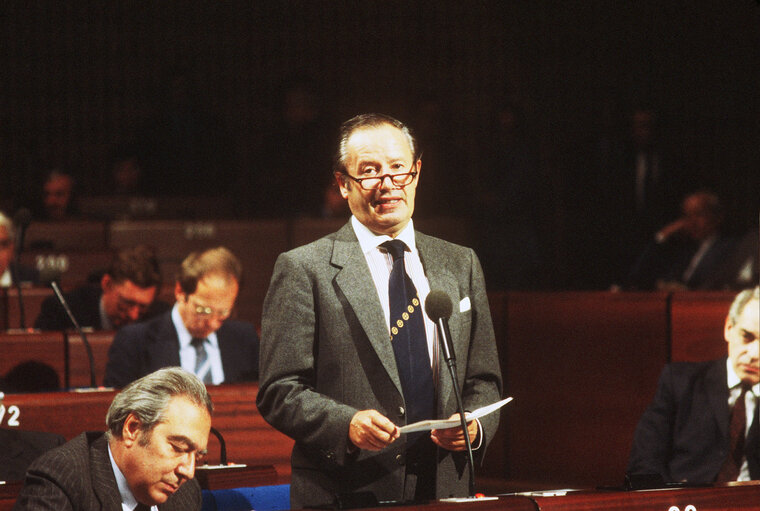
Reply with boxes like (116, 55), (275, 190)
(14, 367), (213, 510)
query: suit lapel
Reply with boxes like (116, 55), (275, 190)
(417, 235), (461, 413)
(705, 359), (730, 438)
(332, 223), (403, 396)
(149, 313), (182, 370)
(89, 435), (124, 511)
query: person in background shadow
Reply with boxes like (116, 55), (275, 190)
(0, 211), (39, 287)
(34, 245), (168, 331)
(625, 190), (737, 290)
(13, 367), (212, 510)
(0, 428), (65, 483)
(35, 168), (80, 221)
(628, 286), (759, 483)
(103, 246), (259, 388)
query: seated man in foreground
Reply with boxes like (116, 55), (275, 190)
(628, 286), (759, 483)
(13, 367), (212, 510)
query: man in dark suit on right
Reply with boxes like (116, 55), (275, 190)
(14, 367), (212, 510)
(628, 286), (759, 483)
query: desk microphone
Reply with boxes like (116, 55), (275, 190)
(425, 290), (476, 497)
(50, 281), (97, 388)
(12, 208), (32, 329)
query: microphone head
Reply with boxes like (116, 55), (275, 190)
(13, 208), (33, 228)
(425, 290), (453, 321)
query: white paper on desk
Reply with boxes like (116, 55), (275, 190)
(398, 397), (513, 434)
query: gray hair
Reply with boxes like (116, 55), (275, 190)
(334, 113), (418, 175)
(105, 367), (212, 441)
(0, 211), (14, 239)
(727, 286), (760, 326)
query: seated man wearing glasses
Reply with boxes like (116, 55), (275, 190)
(35, 244), (167, 331)
(103, 246), (259, 388)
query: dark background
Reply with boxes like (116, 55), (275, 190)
(1, 1), (758, 290)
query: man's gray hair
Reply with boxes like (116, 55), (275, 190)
(727, 286), (759, 326)
(0, 211), (15, 239)
(105, 367), (213, 440)
(334, 113), (418, 175)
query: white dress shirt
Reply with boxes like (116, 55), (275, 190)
(172, 305), (225, 385)
(108, 443), (158, 511)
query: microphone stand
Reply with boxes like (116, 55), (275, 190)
(12, 219), (29, 330)
(51, 281), (97, 388)
(435, 317), (476, 497)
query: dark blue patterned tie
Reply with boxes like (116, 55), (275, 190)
(381, 240), (434, 426)
(191, 337), (212, 384)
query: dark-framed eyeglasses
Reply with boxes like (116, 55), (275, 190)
(341, 169), (418, 191)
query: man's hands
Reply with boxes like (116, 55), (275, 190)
(348, 411), (478, 452)
(349, 410), (400, 451)
(431, 413), (478, 451)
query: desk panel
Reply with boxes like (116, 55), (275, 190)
(0, 287), (54, 331)
(25, 221), (108, 251)
(670, 291), (736, 362)
(503, 292), (670, 487)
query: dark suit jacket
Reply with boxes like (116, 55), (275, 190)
(34, 284), (169, 331)
(0, 428), (65, 482)
(103, 310), (259, 388)
(256, 222), (503, 508)
(626, 234), (737, 290)
(628, 358), (760, 483)
(6, 262), (40, 286)
(12, 432), (201, 510)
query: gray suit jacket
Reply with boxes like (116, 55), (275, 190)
(256, 222), (502, 508)
(12, 432), (201, 510)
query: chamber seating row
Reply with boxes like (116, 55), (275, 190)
(1, 290), (737, 492)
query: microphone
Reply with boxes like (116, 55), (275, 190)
(210, 427), (227, 465)
(50, 281), (97, 388)
(425, 290), (476, 497)
(11, 208), (32, 329)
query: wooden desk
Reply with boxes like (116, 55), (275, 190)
(0, 384), (294, 480)
(20, 249), (114, 289)
(502, 292), (670, 488)
(0, 331), (65, 388)
(24, 221), (108, 251)
(508, 481), (760, 510)
(65, 330), (115, 388)
(0, 287), (54, 331)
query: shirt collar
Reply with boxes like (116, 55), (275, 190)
(350, 216), (417, 255)
(171, 303), (218, 349)
(726, 358), (760, 396)
(0, 268), (11, 287)
(99, 295), (113, 330)
(107, 442), (141, 510)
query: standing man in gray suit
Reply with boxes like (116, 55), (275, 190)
(257, 113), (502, 508)
(14, 367), (212, 510)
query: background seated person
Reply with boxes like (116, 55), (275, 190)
(34, 244), (167, 331)
(13, 367), (212, 510)
(628, 286), (759, 483)
(0, 210), (39, 287)
(103, 246), (259, 388)
(625, 190), (737, 290)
